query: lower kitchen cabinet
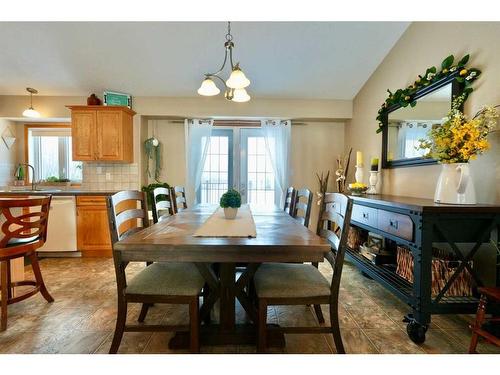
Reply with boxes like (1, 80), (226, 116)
(76, 196), (112, 257)
(76, 195), (136, 257)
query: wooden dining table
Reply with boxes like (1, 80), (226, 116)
(113, 204), (331, 348)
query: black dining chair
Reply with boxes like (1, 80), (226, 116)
(106, 190), (204, 353)
(171, 186), (188, 213)
(151, 187), (175, 224)
(283, 187), (296, 216)
(291, 188), (313, 228)
(254, 193), (353, 353)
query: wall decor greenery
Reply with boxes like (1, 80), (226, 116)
(144, 137), (162, 182)
(376, 54), (481, 133)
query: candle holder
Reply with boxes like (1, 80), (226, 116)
(367, 171), (379, 194)
(354, 165), (364, 184)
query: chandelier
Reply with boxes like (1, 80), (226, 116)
(197, 22), (251, 102)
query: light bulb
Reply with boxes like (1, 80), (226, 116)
(231, 88), (251, 103)
(226, 67), (250, 89)
(197, 78), (220, 96)
(23, 107), (41, 118)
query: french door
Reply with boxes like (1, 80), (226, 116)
(198, 127), (278, 207)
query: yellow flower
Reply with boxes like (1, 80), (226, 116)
(459, 69), (468, 76)
(442, 68), (448, 74)
(404, 96), (410, 101)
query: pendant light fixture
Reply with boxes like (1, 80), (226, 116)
(197, 22), (251, 103)
(22, 87), (41, 118)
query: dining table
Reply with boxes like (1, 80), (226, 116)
(113, 204), (331, 348)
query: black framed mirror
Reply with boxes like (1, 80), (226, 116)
(381, 72), (464, 168)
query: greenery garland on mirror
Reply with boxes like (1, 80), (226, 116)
(376, 54), (481, 133)
(144, 137), (162, 181)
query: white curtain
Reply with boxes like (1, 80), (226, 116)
(261, 119), (292, 207)
(185, 119), (213, 205)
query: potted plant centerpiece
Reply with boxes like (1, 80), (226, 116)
(220, 189), (242, 219)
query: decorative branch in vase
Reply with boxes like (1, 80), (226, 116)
(315, 171), (330, 235)
(335, 148), (352, 193)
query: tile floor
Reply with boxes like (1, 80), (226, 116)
(0, 258), (498, 354)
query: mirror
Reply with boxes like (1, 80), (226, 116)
(382, 74), (463, 168)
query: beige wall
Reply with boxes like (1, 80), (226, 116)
(146, 119), (344, 230)
(346, 22), (500, 203)
(0, 119), (18, 186)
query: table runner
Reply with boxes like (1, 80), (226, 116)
(193, 204), (257, 238)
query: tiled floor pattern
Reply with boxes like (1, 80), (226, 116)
(0, 258), (498, 354)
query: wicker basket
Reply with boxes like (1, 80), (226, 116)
(396, 246), (474, 297)
(347, 226), (367, 252)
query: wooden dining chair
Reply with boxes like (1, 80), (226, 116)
(468, 287), (500, 353)
(283, 187), (296, 216)
(291, 188), (313, 228)
(171, 186), (188, 214)
(254, 193), (353, 353)
(0, 196), (54, 331)
(106, 190), (204, 353)
(151, 187), (175, 224)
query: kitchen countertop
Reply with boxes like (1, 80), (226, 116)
(0, 189), (119, 196)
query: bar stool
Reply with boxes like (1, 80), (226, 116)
(468, 287), (500, 353)
(0, 195), (54, 331)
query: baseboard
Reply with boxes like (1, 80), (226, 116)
(37, 251), (82, 258)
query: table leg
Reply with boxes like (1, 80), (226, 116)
(219, 263), (236, 332)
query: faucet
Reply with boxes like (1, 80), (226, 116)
(15, 163), (37, 191)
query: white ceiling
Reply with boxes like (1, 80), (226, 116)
(0, 22), (409, 99)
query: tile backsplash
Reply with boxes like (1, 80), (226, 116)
(81, 163), (140, 191)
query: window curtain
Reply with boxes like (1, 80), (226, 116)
(261, 119), (292, 207)
(185, 119), (213, 205)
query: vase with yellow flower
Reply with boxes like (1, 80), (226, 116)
(418, 94), (498, 204)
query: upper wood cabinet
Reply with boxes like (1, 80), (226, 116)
(67, 105), (135, 163)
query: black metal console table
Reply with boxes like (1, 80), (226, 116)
(346, 194), (500, 343)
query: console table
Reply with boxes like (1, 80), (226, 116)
(346, 194), (500, 344)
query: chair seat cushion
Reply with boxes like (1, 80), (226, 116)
(126, 262), (204, 296)
(254, 263), (331, 299)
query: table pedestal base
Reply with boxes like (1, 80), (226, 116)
(169, 324), (285, 349)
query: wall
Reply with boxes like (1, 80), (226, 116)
(346, 22), (500, 203)
(145, 119), (344, 230)
(0, 119), (18, 186)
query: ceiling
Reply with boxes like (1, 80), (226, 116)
(0, 22), (409, 100)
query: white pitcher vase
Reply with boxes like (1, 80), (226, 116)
(434, 163), (476, 204)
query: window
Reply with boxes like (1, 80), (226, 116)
(27, 126), (82, 182)
(198, 127), (277, 207)
(199, 129), (233, 204)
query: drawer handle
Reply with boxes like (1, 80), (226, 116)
(389, 219), (399, 229)
(362, 212), (369, 220)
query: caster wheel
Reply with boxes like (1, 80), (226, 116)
(407, 321), (427, 344)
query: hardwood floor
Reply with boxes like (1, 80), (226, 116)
(0, 258), (498, 354)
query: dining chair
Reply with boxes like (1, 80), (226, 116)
(283, 187), (296, 216)
(106, 190), (204, 353)
(254, 193), (353, 353)
(291, 188), (313, 228)
(151, 187), (175, 224)
(0, 196), (54, 331)
(171, 186), (188, 214)
(468, 287), (500, 353)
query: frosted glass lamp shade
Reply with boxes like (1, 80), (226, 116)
(226, 67), (250, 89)
(197, 78), (220, 96)
(22, 107), (41, 118)
(231, 88), (251, 103)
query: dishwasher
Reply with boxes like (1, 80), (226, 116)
(38, 196), (79, 256)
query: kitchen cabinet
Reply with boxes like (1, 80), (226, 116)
(76, 195), (136, 257)
(76, 196), (112, 257)
(67, 105), (135, 163)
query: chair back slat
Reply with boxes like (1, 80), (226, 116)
(283, 187), (295, 215)
(151, 187), (174, 223)
(292, 188), (313, 228)
(171, 186), (188, 213)
(107, 190), (149, 245)
(317, 193), (353, 297)
(0, 196), (52, 250)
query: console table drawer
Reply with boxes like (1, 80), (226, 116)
(352, 205), (378, 228)
(377, 210), (413, 241)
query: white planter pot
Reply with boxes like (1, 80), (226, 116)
(434, 163), (476, 204)
(223, 207), (238, 219)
